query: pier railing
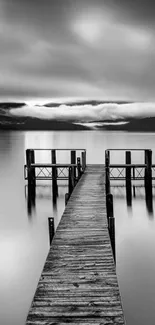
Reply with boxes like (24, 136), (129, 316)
(24, 148), (86, 206)
(24, 148), (86, 181)
(105, 149), (154, 184)
(105, 148), (154, 222)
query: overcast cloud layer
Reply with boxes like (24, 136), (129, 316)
(0, 0), (155, 101)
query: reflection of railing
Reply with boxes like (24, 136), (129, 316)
(111, 185), (155, 200)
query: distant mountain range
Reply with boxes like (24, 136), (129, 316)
(99, 117), (155, 132)
(0, 101), (155, 131)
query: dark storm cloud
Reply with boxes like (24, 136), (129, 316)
(3, 0), (155, 31)
(1, 0), (155, 100)
(109, 0), (155, 26)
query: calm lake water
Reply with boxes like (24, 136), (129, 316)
(1, 130), (155, 325)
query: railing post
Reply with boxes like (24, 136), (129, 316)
(105, 150), (110, 196)
(84, 150), (86, 169)
(106, 193), (115, 262)
(107, 193), (114, 222)
(26, 150), (36, 213)
(52, 150), (58, 202)
(145, 149), (152, 201)
(52, 166), (57, 204)
(125, 151), (132, 206)
(133, 166), (136, 197)
(31, 150), (36, 186)
(109, 216), (115, 262)
(26, 149), (32, 186)
(48, 217), (55, 245)
(81, 151), (86, 172)
(51, 149), (56, 165)
(26, 149), (36, 187)
(71, 150), (76, 182)
(77, 157), (82, 180)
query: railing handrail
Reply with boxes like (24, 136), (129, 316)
(26, 163), (78, 168)
(109, 164), (147, 168)
(106, 148), (151, 152)
(26, 148), (86, 152)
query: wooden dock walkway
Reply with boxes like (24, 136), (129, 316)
(26, 165), (125, 325)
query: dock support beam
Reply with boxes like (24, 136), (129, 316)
(125, 151), (132, 206)
(133, 166), (136, 197)
(81, 151), (86, 172)
(26, 149), (36, 187)
(77, 157), (82, 180)
(145, 150), (153, 213)
(109, 216), (115, 262)
(68, 166), (74, 196)
(106, 193), (113, 221)
(71, 150), (76, 182)
(105, 150), (110, 197)
(48, 217), (55, 245)
(107, 193), (115, 262)
(26, 149), (36, 214)
(145, 150), (152, 193)
(65, 193), (70, 206)
(52, 150), (58, 203)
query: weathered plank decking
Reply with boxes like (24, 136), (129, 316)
(26, 165), (125, 325)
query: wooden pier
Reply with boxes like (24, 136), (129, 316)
(26, 165), (125, 325)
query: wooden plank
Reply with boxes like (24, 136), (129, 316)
(27, 315), (125, 325)
(26, 165), (125, 325)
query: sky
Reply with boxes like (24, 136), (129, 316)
(0, 0), (155, 102)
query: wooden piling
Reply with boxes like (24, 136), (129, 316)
(125, 151), (132, 206)
(68, 166), (74, 195)
(65, 193), (70, 206)
(26, 149), (36, 187)
(71, 150), (76, 181)
(133, 166), (136, 197)
(145, 149), (152, 201)
(52, 150), (58, 202)
(77, 157), (81, 180)
(84, 150), (86, 168)
(31, 150), (35, 184)
(125, 151), (131, 188)
(105, 150), (110, 196)
(109, 216), (115, 262)
(106, 193), (115, 262)
(106, 193), (114, 222)
(26, 149), (36, 213)
(48, 217), (55, 245)
(81, 151), (86, 172)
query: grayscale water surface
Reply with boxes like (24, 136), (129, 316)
(1, 130), (155, 325)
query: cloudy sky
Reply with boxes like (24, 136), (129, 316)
(0, 0), (155, 101)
